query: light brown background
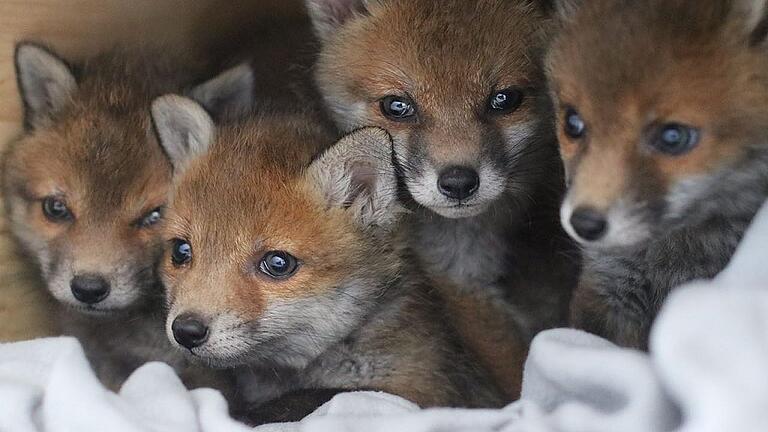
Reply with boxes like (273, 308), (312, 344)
(0, 0), (297, 341)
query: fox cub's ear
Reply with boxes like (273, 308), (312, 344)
(188, 63), (254, 120)
(733, 0), (768, 45)
(306, 127), (402, 229)
(305, 0), (378, 41)
(551, 0), (582, 21)
(151, 96), (214, 173)
(14, 43), (77, 131)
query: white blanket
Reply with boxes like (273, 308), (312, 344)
(2, 203), (768, 431)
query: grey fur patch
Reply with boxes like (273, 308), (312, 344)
(188, 63), (254, 119)
(552, 0), (583, 21)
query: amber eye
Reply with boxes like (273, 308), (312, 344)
(380, 95), (416, 121)
(171, 239), (192, 266)
(42, 196), (72, 222)
(650, 123), (700, 156)
(564, 108), (586, 139)
(259, 251), (299, 279)
(488, 88), (524, 114)
(137, 207), (163, 228)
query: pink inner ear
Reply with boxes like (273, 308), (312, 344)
(323, 0), (368, 26)
(344, 160), (378, 208)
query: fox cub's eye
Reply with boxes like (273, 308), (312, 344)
(259, 251), (299, 279)
(138, 207), (163, 228)
(171, 239), (192, 266)
(489, 88), (523, 114)
(380, 95), (416, 121)
(42, 196), (72, 222)
(564, 108), (586, 139)
(650, 124), (700, 156)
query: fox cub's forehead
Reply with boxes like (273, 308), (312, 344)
(345, 0), (546, 85)
(14, 112), (168, 193)
(171, 156), (317, 230)
(546, 3), (768, 122)
(374, 0), (546, 43)
(168, 166), (358, 262)
(549, 1), (737, 88)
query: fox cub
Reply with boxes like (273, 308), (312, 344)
(3, 42), (250, 390)
(306, 0), (579, 397)
(547, 0), (768, 348)
(151, 94), (504, 414)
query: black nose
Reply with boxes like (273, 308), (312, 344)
(570, 207), (608, 241)
(172, 313), (209, 349)
(437, 166), (480, 200)
(70, 274), (110, 304)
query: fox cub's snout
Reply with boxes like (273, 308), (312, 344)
(549, 0), (768, 248)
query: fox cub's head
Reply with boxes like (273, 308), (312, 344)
(152, 97), (400, 369)
(309, 0), (557, 218)
(3, 43), (253, 314)
(548, 0), (768, 248)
